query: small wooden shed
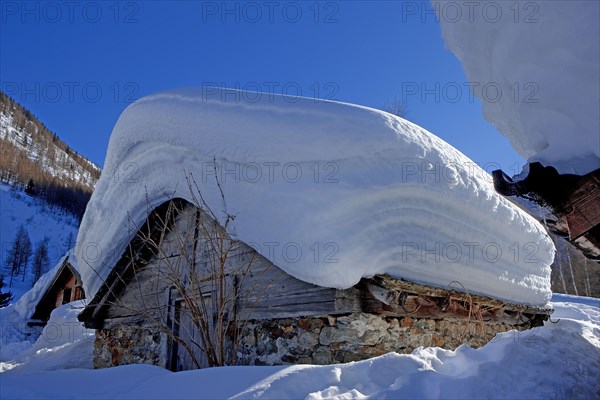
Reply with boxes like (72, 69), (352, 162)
(79, 199), (552, 371)
(30, 259), (85, 325)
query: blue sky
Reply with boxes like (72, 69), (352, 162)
(0, 1), (525, 172)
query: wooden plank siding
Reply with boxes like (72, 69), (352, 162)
(566, 176), (600, 240)
(85, 198), (552, 342)
(95, 201), (342, 328)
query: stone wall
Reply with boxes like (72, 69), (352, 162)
(94, 313), (531, 369)
(235, 313), (529, 365)
(94, 324), (167, 369)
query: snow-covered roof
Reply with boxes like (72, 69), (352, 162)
(438, 1), (600, 175)
(13, 250), (79, 320)
(76, 88), (554, 306)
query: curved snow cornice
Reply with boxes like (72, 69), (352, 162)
(76, 88), (554, 306)
(437, 0), (600, 175)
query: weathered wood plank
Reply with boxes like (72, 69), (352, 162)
(566, 184), (600, 239)
(372, 275), (552, 314)
(359, 276), (551, 326)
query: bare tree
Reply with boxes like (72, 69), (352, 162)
(385, 96), (409, 119)
(106, 169), (273, 369)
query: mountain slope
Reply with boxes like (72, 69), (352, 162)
(0, 91), (101, 219)
(0, 91), (100, 301)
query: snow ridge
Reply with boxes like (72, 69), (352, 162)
(76, 88), (554, 306)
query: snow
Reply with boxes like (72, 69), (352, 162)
(0, 300), (95, 373)
(0, 182), (79, 301)
(76, 87), (555, 306)
(0, 296), (598, 399)
(0, 300), (93, 374)
(0, 304), (41, 364)
(0, 255), (81, 363)
(437, 0), (600, 175)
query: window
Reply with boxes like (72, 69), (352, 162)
(62, 288), (72, 305)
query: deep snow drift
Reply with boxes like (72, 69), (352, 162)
(0, 295), (598, 399)
(437, 0), (600, 175)
(0, 300), (93, 374)
(0, 253), (82, 363)
(76, 88), (554, 306)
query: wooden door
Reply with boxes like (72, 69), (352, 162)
(169, 294), (213, 371)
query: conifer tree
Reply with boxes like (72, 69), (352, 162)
(5, 225), (33, 286)
(31, 237), (50, 286)
(0, 275), (13, 308)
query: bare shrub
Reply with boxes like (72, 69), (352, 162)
(106, 169), (273, 368)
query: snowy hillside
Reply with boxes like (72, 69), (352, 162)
(437, 1), (600, 175)
(0, 294), (597, 399)
(0, 91), (101, 190)
(77, 88), (554, 307)
(0, 183), (79, 301)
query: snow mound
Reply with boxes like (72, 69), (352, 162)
(76, 88), (554, 306)
(437, 0), (600, 175)
(0, 301), (93, 374)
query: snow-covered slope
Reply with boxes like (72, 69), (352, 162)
(76, 88), (554, 306)
(437, 1), (600, 175)
(0, 295), (598, 399)
(0, 183), (79, 301)
(0, 93), (101, 189)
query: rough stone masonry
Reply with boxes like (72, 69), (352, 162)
(93, 312), (531, 369)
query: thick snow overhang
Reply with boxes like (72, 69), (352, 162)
(437, 0), (600, 175)
(76, 88), (555, 307)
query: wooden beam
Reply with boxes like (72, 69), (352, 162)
(361, 275), (552, 327)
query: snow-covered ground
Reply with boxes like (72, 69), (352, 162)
(437, 0), (600, 175)
(0, 182), (79, 300)
(0, 294), (597, 399)
(0, 300), (93, 374)
(76, 88), (554, 307)
(0, 254), (82, 363)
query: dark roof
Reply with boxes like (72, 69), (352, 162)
(493, 162), (600, 260)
